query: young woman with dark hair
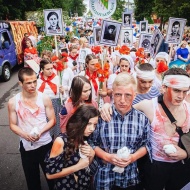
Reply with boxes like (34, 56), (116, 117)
(67, 45), (79, 75)
(79, 54), (107, 102)
(59, 75), (98, 133)
(24, 39), (41, 66)
(45, 104), (99, 190)
(37, 59), (64, 138)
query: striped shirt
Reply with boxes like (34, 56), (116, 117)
(89, 105), (151, 189)
(133, 86), (160, 105)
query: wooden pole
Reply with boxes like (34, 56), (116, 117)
(168, 43), (173, 65)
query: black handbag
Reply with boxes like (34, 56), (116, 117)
(158, 94), (190, 161)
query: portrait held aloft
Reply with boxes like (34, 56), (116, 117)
(79, 49), (87, 62)
(120, 29), (133, 47)
(150, 29), (164, 57)
(139, 33), (152, 51)
(100, 20), (122, 46)
(123, 31), (130, 43)
(93, 27), (101, 45)
(140, 20), (148, 33)
(122, 12), (132, 27)
(89, 36), (94, 45)
(165, 17), (187, 44)
(103, 25), (116, 41)
(47, 12), (60, 32)
(44, 9), (64, 36)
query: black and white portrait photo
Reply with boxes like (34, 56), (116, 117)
(150, 29), (164, 57)
(120, 29), (133, 47)
(79, 49), (87, 62)
(139, 33), (152, 51)
(89, 36), (94, 46)
(100, 20), (122, 46)
(165, 17), (187, 44)
(140, 20), (148, 33)
(44, 9), (64, 36)
(122, 13), (132, 27)
(93, 27), (101, 45)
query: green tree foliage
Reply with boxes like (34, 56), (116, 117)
(134, 0), (190, 29)
(134, 0), (154, 22)
(37, 36), (54, 56)
(153, 0), (177, 30)
(112, 0), (126, 21)
(1, 0), (26, 20)
(69, 0), (86, 17)
(0, 0), (85, 20)
(175, 1), (190, 26)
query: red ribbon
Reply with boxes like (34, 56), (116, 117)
(69, 54), (79, 61)
(38, 73), (57, 95)
(24, 47), (37, 54)
(86, 68), (98, 95)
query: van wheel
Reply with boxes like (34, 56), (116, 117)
(1, 65), (11, 81)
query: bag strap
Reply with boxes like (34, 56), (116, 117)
(158, 94), (176, 124)
(158, 94), (183, 136)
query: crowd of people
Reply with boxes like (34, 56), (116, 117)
(7, 16), (190, 190)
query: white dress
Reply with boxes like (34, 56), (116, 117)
(61, 67), (74, 100)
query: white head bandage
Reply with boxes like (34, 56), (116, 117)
(135, 66), (155, 80)
(155, 52), (169, 63)
(163, 75), (190, 88)
(120, 55), (135, 72)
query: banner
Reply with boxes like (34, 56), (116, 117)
(89, 0), (117, 19)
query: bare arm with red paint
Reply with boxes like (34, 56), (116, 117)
(46, 137), (90, 180)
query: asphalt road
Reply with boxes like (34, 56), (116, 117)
(0, 65), (48, 190)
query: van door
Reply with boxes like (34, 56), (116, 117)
(0, 30), (17, 68)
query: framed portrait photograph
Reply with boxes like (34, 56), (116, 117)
(78, 49), (87, 62)
(165, 17), (187, 44)
(99, 19), (122, 46)
(138, 33), (153, 51)
(139, 20), (148, 33)
(89, 36), (95, 46)
(122, 12), (132, 28)
(150, 29), (164, 57)
(44, 9), (64, 36)
(120, 28), (133, 47)
(93, 27), (101, 45)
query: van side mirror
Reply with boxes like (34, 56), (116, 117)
(3, 41), (10, 49)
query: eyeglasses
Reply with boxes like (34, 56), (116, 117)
(113, 93), (132, 100)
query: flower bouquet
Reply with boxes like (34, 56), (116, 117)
(51, 53), (68, 105)
(95, 55), (110, 108)
(135, 48), (146, 65)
